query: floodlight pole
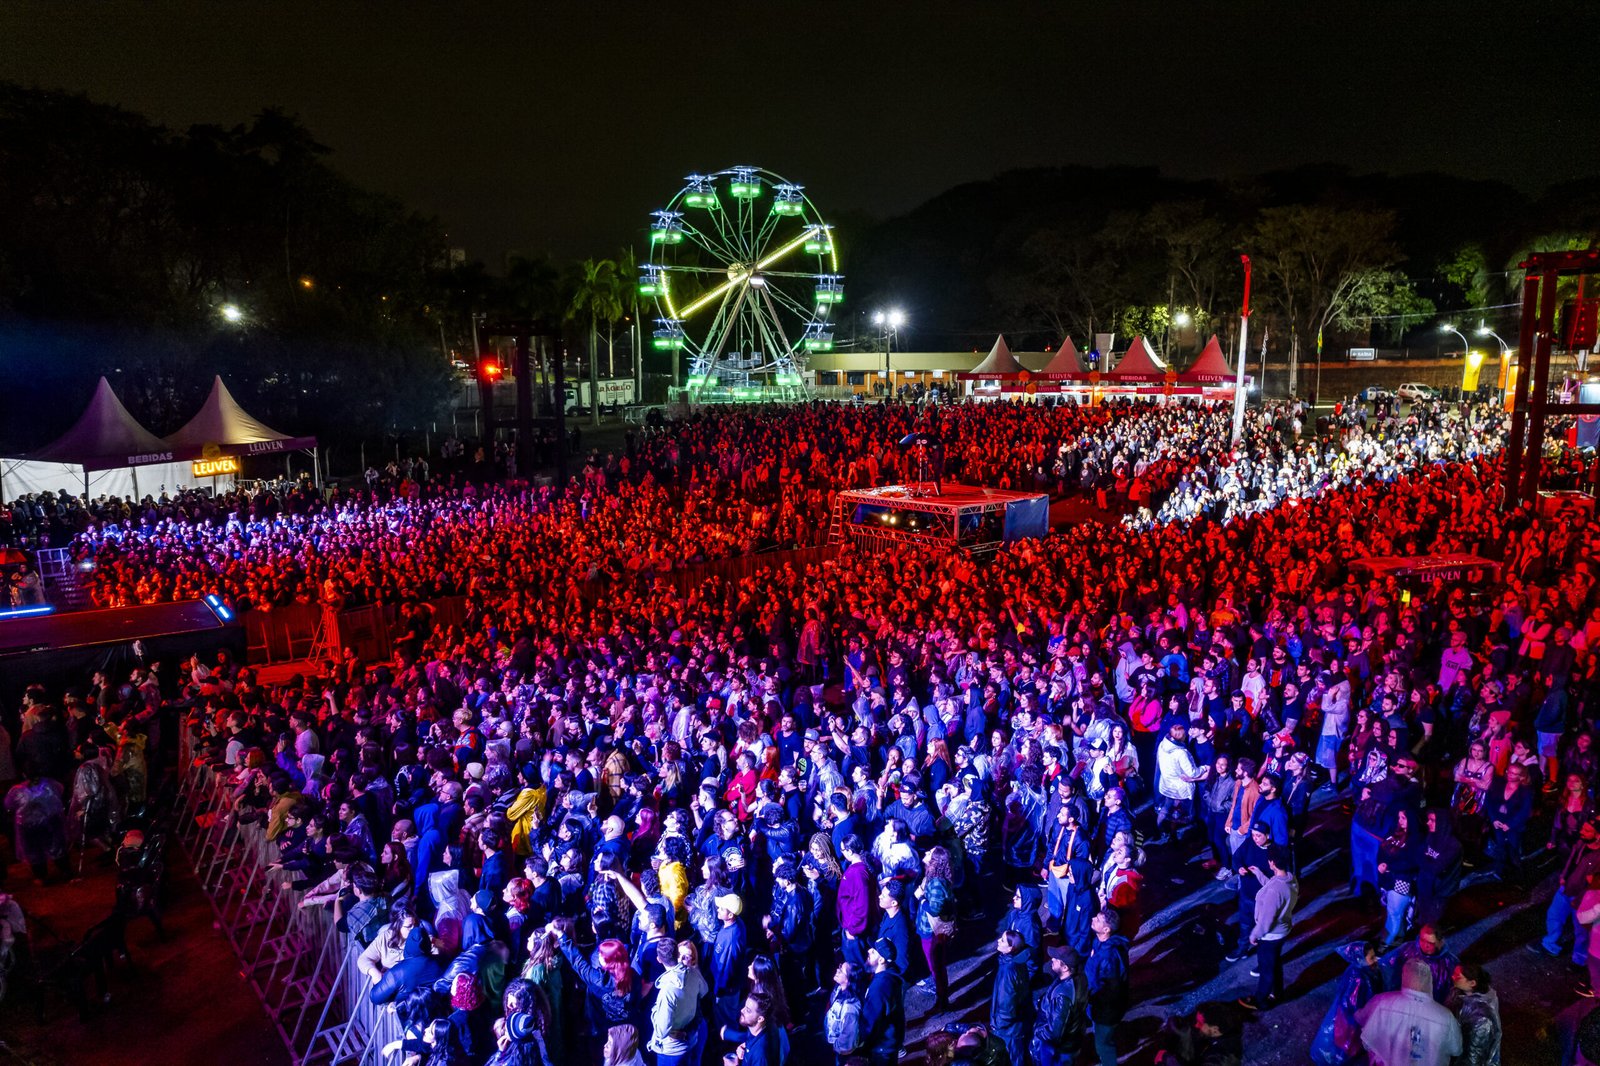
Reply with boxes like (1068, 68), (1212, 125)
(1232, 255), (1251, 444)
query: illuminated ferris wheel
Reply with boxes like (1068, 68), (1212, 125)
(642, 166), (840, 401)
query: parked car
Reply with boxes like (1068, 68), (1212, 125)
(1358, 385), (1392, 402)
(1397, 382), (1438, 402)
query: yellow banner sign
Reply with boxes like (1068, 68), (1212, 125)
(192, 457), (240, 477)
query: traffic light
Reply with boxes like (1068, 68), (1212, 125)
(479, 358), (503, 382)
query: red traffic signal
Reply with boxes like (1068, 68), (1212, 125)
(479, 358), (503, 381)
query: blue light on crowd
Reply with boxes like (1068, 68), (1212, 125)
(205, 594), (234, 621)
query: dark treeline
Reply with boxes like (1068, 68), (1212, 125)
(0, 83), (502, 458)
(841, 165), (1600, 384)
(3, 81), (1600, 457)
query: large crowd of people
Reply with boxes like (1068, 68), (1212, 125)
(0, 398), (1513, 616)
(5, 394), (1598, 1066)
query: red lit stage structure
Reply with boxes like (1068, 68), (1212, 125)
(1503, 248), (1600, 509)
(828, 483), (1050, 555)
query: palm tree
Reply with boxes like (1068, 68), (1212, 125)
(600, 251), (632, 379)
(505, 254), (570, 414)
(615, 246), (639, 390)
(568, 257), (622, 425)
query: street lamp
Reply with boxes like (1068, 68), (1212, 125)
(219, 303), (244, 324)
(872, 309), (905, 401)
(1477, 321), (1513, 405)
(1441, 323), (1470, 397)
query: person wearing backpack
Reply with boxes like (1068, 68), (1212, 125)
(823, 960), (863, 1065)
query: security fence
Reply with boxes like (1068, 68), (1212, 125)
(176, 740), (400, 1066)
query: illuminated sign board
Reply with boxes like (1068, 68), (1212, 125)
(192, 457), (240, 477)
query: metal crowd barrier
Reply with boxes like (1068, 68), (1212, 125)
(176, 742), (403, 1066)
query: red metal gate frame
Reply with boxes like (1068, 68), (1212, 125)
(1502, 248), (1600, 509)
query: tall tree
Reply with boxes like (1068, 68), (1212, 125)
(501, 253), (571, 414)
(999, 214), (1159, 347)
(616, 245), (640, 390)
(567, 258), (622, 425)
(1249, 205), (1399, 395)
(1334, 268), (1434, 345)
(0, 82), (456, 459)
(1144, 201), (1234, 346)
(1439, 244), (1491, 310)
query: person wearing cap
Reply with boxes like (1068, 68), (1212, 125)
(710, 892), (748, 1032)
(1225, 821), (1274, 964)
(1239, 845), (1297, 1011)
(1032, 946), (1088, 1066)
(861, 939), (905, 1066)
(496, 978), (549, 1066)
(882, 773), (936, 847)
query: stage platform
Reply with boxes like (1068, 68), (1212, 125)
(0, 600), (228, 654)
(840, 483), (1042, 508)
(0, 599), (243, 703)
(829, 483), (1049, 554)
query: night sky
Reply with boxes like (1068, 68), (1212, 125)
(3, 1), (1595, 262)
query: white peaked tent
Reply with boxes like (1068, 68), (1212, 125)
(163, 376), (318, 488)
(166, 376), (318, 456)
(0, 378), (201, 502)
(957, 334), (1027, 383)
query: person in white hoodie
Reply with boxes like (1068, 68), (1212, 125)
(1316, 660), (1352, 789)
(1356, 956), (1462, 1066)
(649, 939), (709, 1066)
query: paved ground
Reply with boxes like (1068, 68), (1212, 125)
(0, 828), (286, 1066)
